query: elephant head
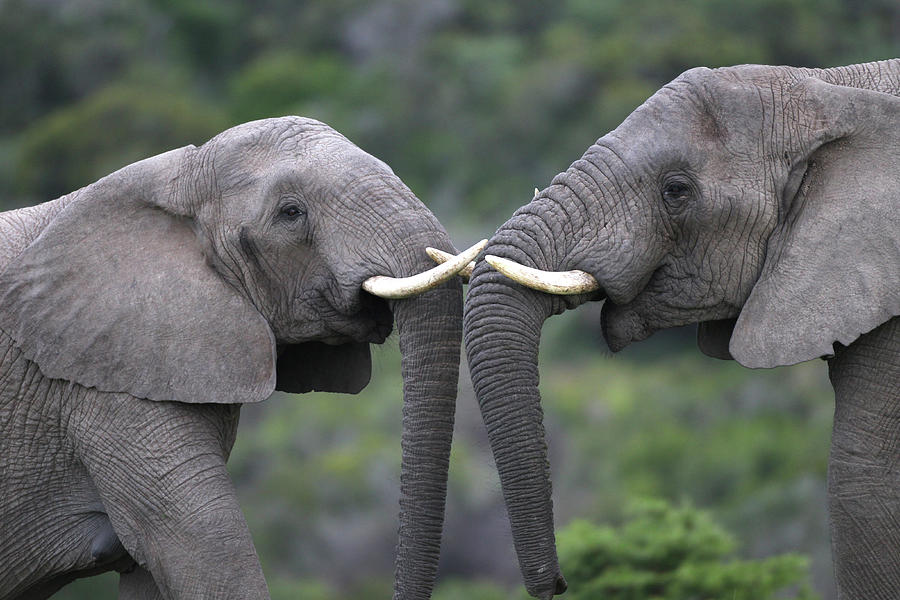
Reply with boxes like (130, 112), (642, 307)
(0, 116), (481, 599)
(462, 61), (900, 598)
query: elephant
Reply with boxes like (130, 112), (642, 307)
(460, 59), (900, 599)
(0, 116), (482, 600)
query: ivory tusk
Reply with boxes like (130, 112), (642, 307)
(362, 239), (487, 299)
(425, 247), (475, 281)
(484, 255), (600, 295)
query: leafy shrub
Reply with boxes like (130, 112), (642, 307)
(557, 498), (819, 600)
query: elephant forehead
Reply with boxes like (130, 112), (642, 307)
(603, 106), (713, 171)
(198, 119), (339, 179)
(206, 116), (333, 152)
(296, 133), (398, 184)
(621, 74), (766, 152)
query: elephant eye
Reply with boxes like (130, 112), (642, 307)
(662, 181), (692, 204)
(280, 204), (306, 220)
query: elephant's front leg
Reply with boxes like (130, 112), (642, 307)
(827, 317), (900, 600)
(69, 395), (268, 600)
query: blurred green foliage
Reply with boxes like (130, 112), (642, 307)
(557, 499), (819, 600)
(3, 0), (896, 222)
(16, 82), (227, 200)
(3, 0), (896, 598)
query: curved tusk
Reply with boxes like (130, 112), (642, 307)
(363, 239), (487, 299)
(484, 255), (600, 295)
(425, 247), (475, 281)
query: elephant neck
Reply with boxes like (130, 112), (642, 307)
(812, 59), (900, 97)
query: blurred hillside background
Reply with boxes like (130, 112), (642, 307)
(2, 0), (897, 598)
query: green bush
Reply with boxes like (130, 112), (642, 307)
(557, 498), (819, 600)
(15, 83), (227, 202)
(228, 51), (352, 123)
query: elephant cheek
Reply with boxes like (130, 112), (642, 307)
(601, 302), (651, 352)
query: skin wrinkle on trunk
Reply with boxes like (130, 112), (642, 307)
(465, 218), (569, 598)
(372, 215), (464, 600)
(578, 148), (666, 302)
(310, 169), (466, 598)
(545, 146), (663, 308)
(466, 163), (633, 598)
(391, 272), (462, 600)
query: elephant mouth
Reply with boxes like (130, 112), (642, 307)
(315, 292), (393, 345)
(600, 299), (655, 352)
(357, 292), (394, 343)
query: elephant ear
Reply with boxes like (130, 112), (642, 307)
(0, 147), (278, 404)
(730, 77), (900, 368)
(275, 341), (372, 394)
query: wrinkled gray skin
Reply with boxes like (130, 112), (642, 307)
(0, 117), (461, 600)
(464, 60), (900, 599)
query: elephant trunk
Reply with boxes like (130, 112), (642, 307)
(464, 217), (573, 599)
(464, 176), (612, 598)
(388, 231), (463, 600)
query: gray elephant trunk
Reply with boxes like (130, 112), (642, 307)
(464, 174), (619, 597)
(464, 217), (568, 599)
(387, 231), (463, 600)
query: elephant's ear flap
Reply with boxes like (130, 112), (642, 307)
(275, 342), (372, 394)
(730, 77), (900, 368)
(0, 147), (277, 404)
